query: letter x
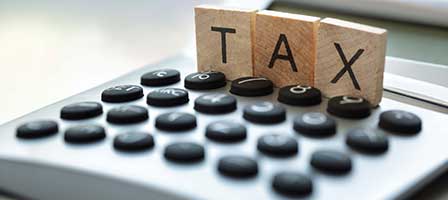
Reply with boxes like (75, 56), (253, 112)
(330, 43), (364, 90)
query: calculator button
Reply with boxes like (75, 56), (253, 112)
(155, 112), (196, 131)
(310, 150), (352, 174)
(113, 132), (154, 152)
(346, 128), (389, 154)
(257, 134), (298, 157)
(146, 88), (189, 107)
(278, 85), (322, 106)
(217, 156), (258, 178)
(293, 112), (336, 137)
(16, 120), (58, 139)
(272, 172), (313, 197)
(379, 110), (422, 134)
(194, 94), (237, 114)
(101, 85), (143, 103)
(327, 96), (371, 119)
(106, 105), (148, 124)
(243, 102), (286, 124)
(164, 142), (205, 163)
(184, 71), (226, 90)
(205, 121), (246, 143)
(60, 102), (103, 120)
(230, 77), (273, 97)
(64, 125), (106, 144)
(140, 69), (180, 86)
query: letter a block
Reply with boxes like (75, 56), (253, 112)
(315, 18), (387, 106)
(195, 5), (256, 80)
(254, 10), (320, 87)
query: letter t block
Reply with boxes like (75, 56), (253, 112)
(195, 5), (256, 80)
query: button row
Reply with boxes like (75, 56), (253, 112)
(58, 99), (422, 135)
(138, 70), (318, 109)
(98, 69), (385, 121)
(15, 118), (410, 158)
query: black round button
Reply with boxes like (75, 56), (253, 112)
(217, 156), (258, 178)
(379, 110), (422, 134)
(257, 134), (298, 157)
(101, 85), (143, 103)
(146, 88), (189, 107)
(327, 96), (371, 119)
(205, 121), (246, 143)
(346, 128), (389, 154)
(272, 172), (313, 197)
(155, 112), (196, 131)
(64, 125), (106, 144)
(106, 105), (148, 124)
(184, 71), (226, 90)
(113, 132), (154, 152)
(278, 85), (321, 106)
(60, 102), (103, 120)
(194, 93), (237, 114)
(164, 142), (205, 163)
(16, 120), (58, 139)
(230, 77), (273, 97)
(141, 69), (180, 86)
(310, 150), (352, 175)
(243, 102), (286, 124)
(293, 112), (336, 138)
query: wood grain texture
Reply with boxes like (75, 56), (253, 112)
(315, 18), (387, 106)
(254, 10), (320, 87)
(195, 5), (256, 80)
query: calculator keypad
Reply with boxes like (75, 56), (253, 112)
(13, 66), (428, 199)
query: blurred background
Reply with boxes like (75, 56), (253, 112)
(0, 1), (447, 198)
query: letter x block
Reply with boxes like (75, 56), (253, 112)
(254, 10), (320, 87)
(195, 5), (256, 80)
(315, 18), (387, 106)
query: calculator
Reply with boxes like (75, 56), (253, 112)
(0, 54), (447, 200)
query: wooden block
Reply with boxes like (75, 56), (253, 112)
(315, 18), (387, 106)
(195, 5), (256, 80)
(254, 10), (320, 87)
